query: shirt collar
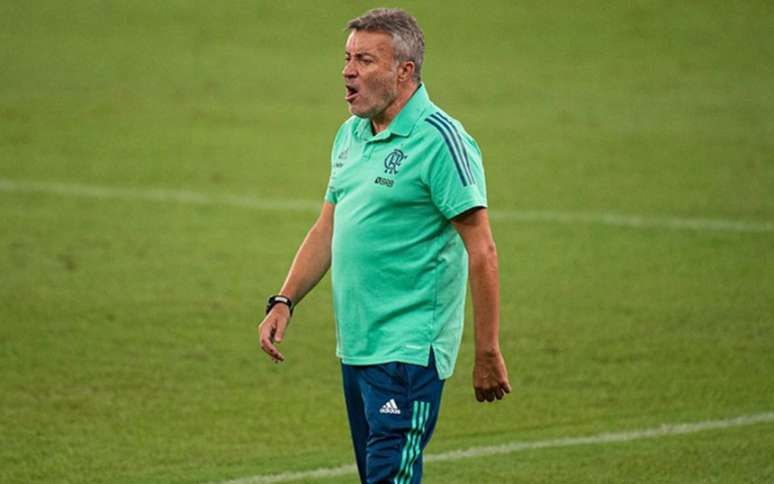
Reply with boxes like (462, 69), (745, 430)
(355, 83), (431, 141)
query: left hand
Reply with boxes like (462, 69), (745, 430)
(473, 349), (511, 402)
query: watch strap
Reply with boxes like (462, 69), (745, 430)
(266, 295), (293, 315)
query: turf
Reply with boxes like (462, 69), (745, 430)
(1, 1), (773, 483)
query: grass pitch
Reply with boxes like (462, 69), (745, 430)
(1, 1), (773, 483)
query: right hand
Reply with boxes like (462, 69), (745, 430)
(257, 305), (291, 363)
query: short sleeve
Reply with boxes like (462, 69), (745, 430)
(424, 118), (487, 219)
(325, 177), (338, 205)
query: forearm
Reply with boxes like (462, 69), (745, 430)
(278, 221), (332, 306)
(468, 245), (501, 356)
(258, 204), (333, 362)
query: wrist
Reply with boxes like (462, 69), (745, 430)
(269, 304), (291, 321)
(475, 344), (501, 359)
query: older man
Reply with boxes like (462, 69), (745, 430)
(258, 8), (510, 483)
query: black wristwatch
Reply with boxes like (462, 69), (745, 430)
(266, 295), (293, 315)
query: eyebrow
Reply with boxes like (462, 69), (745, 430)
(345, 51), (376, 58)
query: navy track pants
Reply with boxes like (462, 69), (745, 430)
(341, 351), (445, 484)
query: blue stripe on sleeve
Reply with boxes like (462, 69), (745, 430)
(432, 113), (475, 185)
(425, 116), (469, 186)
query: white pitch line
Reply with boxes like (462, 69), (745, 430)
(214, 412), (774, 484)
(1, 178), (773, 233)
(0, 179), (321, 213)
(487, 209), (774, 233)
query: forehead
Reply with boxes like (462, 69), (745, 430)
(345, 30), (394, 57)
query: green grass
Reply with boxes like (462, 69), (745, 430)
(1, 1), (773, 483)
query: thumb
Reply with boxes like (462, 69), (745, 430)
(273, 318), (288, 343)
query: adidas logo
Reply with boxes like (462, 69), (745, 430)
(379, 398), (401, 415)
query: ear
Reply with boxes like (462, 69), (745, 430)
(398, 61), (416, 82)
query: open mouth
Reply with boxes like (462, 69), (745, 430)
(345, 85), (359, 102)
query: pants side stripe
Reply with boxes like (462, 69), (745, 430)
(394, 401), (421, 484)
(403, 402), (430, 484)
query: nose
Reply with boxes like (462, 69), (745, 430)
(343, 59), (357, 79)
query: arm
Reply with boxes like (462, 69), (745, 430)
(257, 201), (335, 363)
(452, 207), (512, 402)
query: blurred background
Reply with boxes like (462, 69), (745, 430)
(1, 1), (773, 483)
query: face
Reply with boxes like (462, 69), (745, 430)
(343, 30), (400, 119)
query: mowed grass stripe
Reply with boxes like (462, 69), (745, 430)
(214, 412), (774, 484)
(2, 178), (772, 234)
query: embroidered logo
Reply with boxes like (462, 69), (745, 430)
(374, 176), (394, 188)
(383, 149), (406, 175)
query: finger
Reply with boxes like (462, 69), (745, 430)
(259, 339), (281, 358)
(495, 388), (504, 400)
(260, 344), (279, 361)
(485, 390), (495, 402)
(273, 319), (288, 343)
(263, 322), (279, 346)
(475, 388), (485, 402)
(271, 347), (285, 362)
(260, 336), (285, 362)
(502, 381), (512, 393)
(271, 350), (285, 362)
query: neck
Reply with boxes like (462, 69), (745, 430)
(370, 82), (419, 134)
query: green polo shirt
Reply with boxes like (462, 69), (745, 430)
(325, 84), (487, 380)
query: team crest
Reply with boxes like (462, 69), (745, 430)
(383, 149), (407, 175)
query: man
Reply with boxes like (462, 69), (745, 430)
(258, 8), (510, 483)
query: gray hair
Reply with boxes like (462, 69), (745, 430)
(346, 8), (425, 82)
